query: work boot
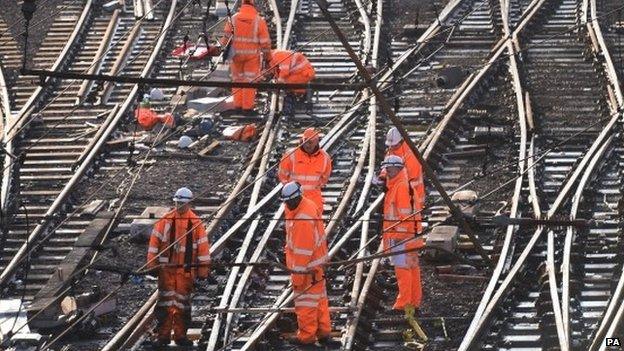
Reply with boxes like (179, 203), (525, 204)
(152, 338), (170, 350)
(318, 335), (340, 347)
(174, 338), (193, 347)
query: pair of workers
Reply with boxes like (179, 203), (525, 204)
(220, 0), (315, 112)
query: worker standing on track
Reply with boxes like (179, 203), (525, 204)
(381, 155), (424, 315)
(135, 95), (175, 131)
(379, 127), (426, 233)
(278, 128), (332, 212)
(220, 0), (271, 114)
(281, 181), (332, 346)
(268, 49), (316, 95)
(146, 187), (211, 347)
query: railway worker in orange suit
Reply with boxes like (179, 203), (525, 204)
(278, 128), (332, 212)
(268, 49), (316, 95)
(146, 187), (211, 347)
(381, 155), (424, 315)
(135, 96), (175, 131)
(377, 127), (426, 233)
(220, 0), (271, 113)
(281, 181), (332, 345)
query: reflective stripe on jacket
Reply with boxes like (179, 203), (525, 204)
(284, 197), (328, 287)
(269, 50), (316, 83)
(221, 4), (271, 59)
(383, 169), (415, 239)
(278, 147), (331, 192)
(147, 209), (210, 278)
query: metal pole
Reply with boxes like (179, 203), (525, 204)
(314, 0), (493, 267)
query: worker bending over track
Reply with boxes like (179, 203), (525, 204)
(220, 0), (271, 114)
(268, 49), (316, 95)
(135, 95), (175, 131)
(278, 128), (332, 212)
(381, 155), (425, 316)
(146, 187), (211, 347)
(281, 181), (332, 346)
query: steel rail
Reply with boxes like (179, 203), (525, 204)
(204, 0), (286, 347)
(74, 8), (120, 105)
(0, 0), (94, 225)
(238, 196), (384, 351)
(0, 63), (10, 155)
(102, 1), (284, 347)
(0, 0), (177, 288)
(227, 1), (376, 347)
(459, 4), (624, 345)
(582, 0), (624, 345)
(561, 0), (624, 343)
(456, 0), (538, 346)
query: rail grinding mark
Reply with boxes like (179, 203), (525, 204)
(0, 1), (175, 302)
(457, 0), (623, 349)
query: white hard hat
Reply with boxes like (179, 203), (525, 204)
(173, 187), (193, 203)
(149, 88), (165, 101)
(381, 155), (404, 169)
(385, 127), (403, 147)
(280, 181), (302, 201)
(178, 135), (193, 148)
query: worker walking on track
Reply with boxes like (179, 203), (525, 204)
(220, 0), (271, 114)
(382, 127), (425, 233)
(278, 128), (332, 212)
(268, 49), (316, 95)
(146, 187), (211, 347)
(381, 155), (424, 315)
(281, 181), (332, 346)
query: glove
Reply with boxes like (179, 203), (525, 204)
(372, 176), (385, 186)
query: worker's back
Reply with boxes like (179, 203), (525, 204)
(225, 4), (271, 60)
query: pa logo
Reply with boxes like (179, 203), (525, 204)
(606, 337), (621, 347)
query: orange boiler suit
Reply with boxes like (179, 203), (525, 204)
(147, 209), (211, 340)
(221, 4), (271, 110)
(269, 50), (316, 94)
(385, 140), (425, 233)
(284, 196), (331, 344)
(135, 107), (174, 130)
(383, 168), (424, 310)
(278, 146), (332, 212)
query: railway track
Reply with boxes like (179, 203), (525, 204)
(2, 0), (623, 350)
(0, 0), (176, 303)
(457, 0), (624, 349)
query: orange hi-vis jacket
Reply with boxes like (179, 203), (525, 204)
(383, 169), (424, 269)
(269, 50), (315, 84)
(385, 141), (425, 231)
(147, 209), (211, 279)
(284, 196), (328, 289)
(221, 4), (271, 60)
(135, 107), (174, 130)
(278, 147), (332, 210)
(383, 169), (416, 240)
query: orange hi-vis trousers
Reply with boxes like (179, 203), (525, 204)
(155, 268), (194, 340)
(292, 270), (331, 343)
(230, 55), (261, 110)
(384, 237), (422, 310)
